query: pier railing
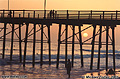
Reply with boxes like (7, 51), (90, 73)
(0, 10), (120, 20)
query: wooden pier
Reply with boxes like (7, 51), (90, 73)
(0, 10), (119, 71)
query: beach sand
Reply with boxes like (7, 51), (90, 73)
(0, 64), (120, 79)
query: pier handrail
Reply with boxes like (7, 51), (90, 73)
(0, 10), (119, 20)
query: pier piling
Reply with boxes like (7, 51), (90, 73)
(79, 25), (84, 67)
(19, 23), (22, 63)
(112, 26), (115, 71)
(97, 25), (102, 69)
(10, 24), (14, 61)
(56, 24), (62, 68)
(23, 23), (29, 67)
(90, 25), (96, 70)
(106, 25), (109, 71)
(48, 25), (51, 65)
(72, 25), (75, 67)
(32, 24), (36, 67)
(65, 24), (68, 68)
(40, 24), (43, 67)
(2, 23), (7, 59)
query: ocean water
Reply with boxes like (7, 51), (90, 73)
(0, 41), (120, 78)
(0, 41), (120, 70)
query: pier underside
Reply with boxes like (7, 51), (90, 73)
(1, 18), (120, 26)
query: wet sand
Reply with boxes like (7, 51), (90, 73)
(0, 64), (120, 79)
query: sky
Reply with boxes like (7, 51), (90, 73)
(0, 0), (120, 10)
(0, 0), (120, 44)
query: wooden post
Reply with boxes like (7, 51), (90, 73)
(50, 10), (52, 19)
(112, 26), (115, 71)
(3, 10), (4, 18)
(91, 10), (92, 19)
(67, 10), (69, 19)
(90, 25), (96, 70)
(40, 24), (43, 67)
(56, 24), (62, 68)
(103, 11), (104, 20)
(13, 11), (14, 18)
(23, 23), (29, 67)
(38, 14), (39, 18)
(55, 11), (57, 19)
(44, 10), (46, 19)
(19, 23), (22, 63)
(53, 10), (54, 19)
(2, 23), (7, 59)
(10, 24), (14, 61)
(32, 24), (36, 67)
(48, 25), (51, 65)
(28, 13), (30, 18)
(106, 25), (109, 71)
(78, 11), (80, 19)
(23, 10), (25, 18)
(34, 11), (35, 18)
(111, 14), (113, 20)
(72, 25), (75, 67)
(116, 11), (117, 20)
(97, 25), (102, 69)
(19, 14), (22, 63)
(79, 25), (84, 67)
(65, 24), (68, 68)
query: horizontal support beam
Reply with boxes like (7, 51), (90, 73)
(60, 42), (112, 45)
(0, 39), (48, 43)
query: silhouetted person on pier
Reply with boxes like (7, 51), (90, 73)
(47, 10), (52, 19)
(55, 11), (57, 19)
(49, 10), (55, 19)
(50, 10), (52, 18)
(66, 59), (71, 78)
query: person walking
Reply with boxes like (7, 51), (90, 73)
(66, 59), (71, 78)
